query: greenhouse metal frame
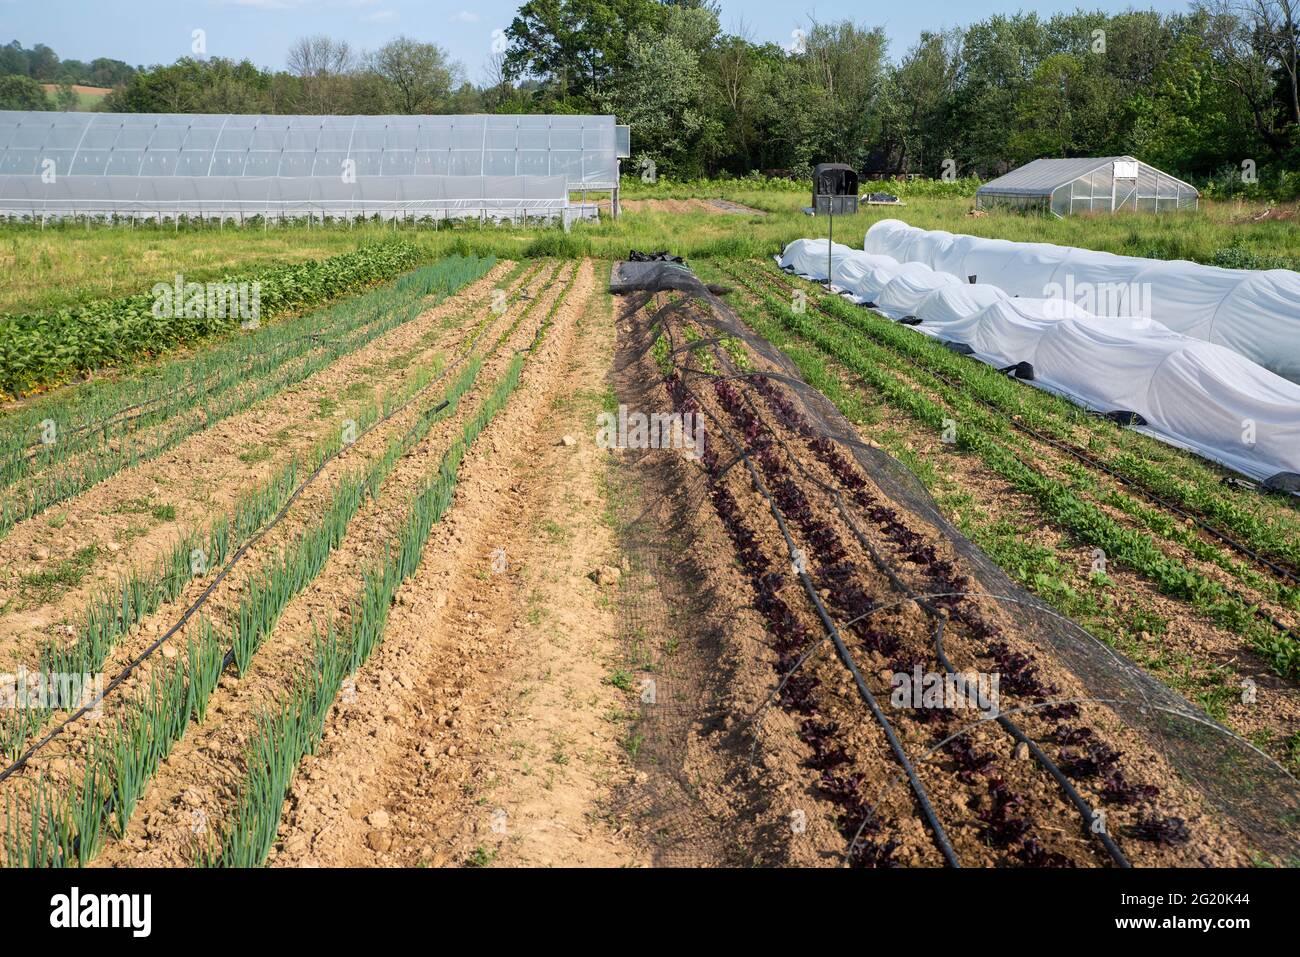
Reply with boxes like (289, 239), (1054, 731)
(0, 111), (624, 225)
(0, 173), (587, 227)
(975, 156), (1198, 217)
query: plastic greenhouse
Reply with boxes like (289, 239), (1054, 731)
(975, 156), (1198, 217)
(0, 111), (625, 226)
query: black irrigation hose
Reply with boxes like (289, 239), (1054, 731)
(694, 341), (1130, 867)
(0, 261), (558, 785)
(747, 264), (1300, 585)
(660, 307), (963, 868)
(678, 300), (1129, 868)
(930, 618), (1130, 868)
(0, 434), (336, 785)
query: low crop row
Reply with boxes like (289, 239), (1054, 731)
(0, 261), (536, 763)
(0, 256), (496, 538)
(201, 353), (526, 867)
(0, 240), (426, 398)
(0, 255), (495, 491)
(198, 261), (576, 867)
(0, 256), (498, 540)
(771, 278), (1300, 614)
(748, 375), (1180, 856)
(659, 329), (915, 865)
(700, 319), (1179, 862)
(0, 355), (447, 762)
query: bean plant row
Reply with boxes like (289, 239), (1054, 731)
(0, 241), (428, 398)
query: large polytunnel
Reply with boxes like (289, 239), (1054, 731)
(0, 111), (622, 224)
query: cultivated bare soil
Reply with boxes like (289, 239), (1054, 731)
(1, 250), (1293, 869)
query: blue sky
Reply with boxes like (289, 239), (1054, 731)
(4, 0), (1192, 84)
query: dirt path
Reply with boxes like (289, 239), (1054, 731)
(266, 259), (647, 868)
(618, 198), (765, 217)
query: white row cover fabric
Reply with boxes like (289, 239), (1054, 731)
(0, 174), (578, 225)
(778, 237), (1300, 487)
(0, 112), (620, 187)
(864, 219), (1300, 383)
(777, 239), (917, 306)
(777, 238), (856, 281)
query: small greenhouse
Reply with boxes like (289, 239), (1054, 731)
(975, 157), (1198, 217)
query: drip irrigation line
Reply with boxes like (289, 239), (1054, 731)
(661, 310), (962, 868)
(930, 618), (1130, 867)
(683, 299), (1130, 869)
(694, 385), (962, 867)
(745, 264), (1300, 585)
(0, 261), (558, 784)
(740, 374), (1130, 866)
(0, 432), (333, 786)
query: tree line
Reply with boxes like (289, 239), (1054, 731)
(0, 40), (135, 109)
(1, 0), (1297, 197)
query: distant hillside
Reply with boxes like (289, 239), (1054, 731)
(40, 83), (111, 110)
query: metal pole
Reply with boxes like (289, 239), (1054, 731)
(827, 201), (834, 290)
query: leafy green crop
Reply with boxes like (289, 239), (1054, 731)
(727, 263), (1300, 680)
(0, 240), (424, 398)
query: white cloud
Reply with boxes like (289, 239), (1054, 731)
(450, 10), (479, 23)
